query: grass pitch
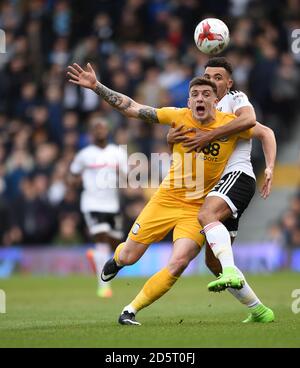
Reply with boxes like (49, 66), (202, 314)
(0, 272), (299, 348)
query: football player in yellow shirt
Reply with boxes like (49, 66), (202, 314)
(67, 63), (252, 325)
(167, 57), (275, 323)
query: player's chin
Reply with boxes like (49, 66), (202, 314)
(195, 111), (206, 120)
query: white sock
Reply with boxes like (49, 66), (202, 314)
(204, 221), (235, 269)
(122, 304), (137, 315)
(94, 243), (111, 288)
(227, 268), (261, 308)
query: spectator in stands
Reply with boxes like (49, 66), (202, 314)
(53, 214), (83, 246)
(0, 0), (299, 247)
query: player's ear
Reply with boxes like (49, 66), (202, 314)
(187, 97), (191, 108)
(228, 78), (233, 89)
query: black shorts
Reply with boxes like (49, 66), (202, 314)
(207, 171), (256, 236)
(84, 212), (123, 239)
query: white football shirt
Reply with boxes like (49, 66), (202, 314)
(217, 90), (256, 180)
(70, 144), (127, 213)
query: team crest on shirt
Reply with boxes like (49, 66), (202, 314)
(233, 97), (243, 105)
(132, 223), (141, 235)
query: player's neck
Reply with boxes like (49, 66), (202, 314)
(218, 91), (227, 100)
(95, 140), (107, 149)
(200, 110), (216, 125)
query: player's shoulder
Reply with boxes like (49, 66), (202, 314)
(106, 143), (127, 157)
(107, 143), (123, 152)
(179, 107), (192, 117)
(227, 89), (247, 96)
(228, 89), (241, 95)
(158, 106), (188, 114)
(78, 145), (96, 154)
(75, 145), (101, 159)
(178, 108), (198, 124)
(106, 143), (118, 149)
(226, 89), (250, 103)
(216, 110), (236, 122)
(156, 106), (190, 125)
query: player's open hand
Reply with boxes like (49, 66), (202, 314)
(183, 129), (214, 152)
(167, 124), (195, 144)
(260, 167), (273, 199)
(67, 63), (97, 90)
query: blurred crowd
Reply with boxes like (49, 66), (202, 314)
(0, 0), (300, 246)
(268, 187), (300, 261)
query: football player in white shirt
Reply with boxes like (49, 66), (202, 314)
(70, 115), (127, 298)
(168, 57), (276, 322)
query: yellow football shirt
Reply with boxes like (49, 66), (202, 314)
(155, 107), (253, 206)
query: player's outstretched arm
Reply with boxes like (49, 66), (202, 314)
(252, 122), (277, 199)
(67, 63), (159, 124)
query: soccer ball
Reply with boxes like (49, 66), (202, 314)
(194, 18), (230, 55)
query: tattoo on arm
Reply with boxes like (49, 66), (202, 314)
(94, 82), (132, 111)
(138, 108), (159, 124)
(94, 82), (158, 123)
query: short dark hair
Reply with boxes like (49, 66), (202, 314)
(189, 77), (218, 96)
(89, 115), (108, 130)
(204, 57), (233, 75)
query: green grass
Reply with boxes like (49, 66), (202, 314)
(0, 272), (299, 348)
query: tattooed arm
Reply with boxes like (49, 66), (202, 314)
(94, 82), (159, 123)
(67, 62), (159, 124)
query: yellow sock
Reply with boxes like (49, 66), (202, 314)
(113, 242), (125, 265)
(131, 268), (178, 312)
